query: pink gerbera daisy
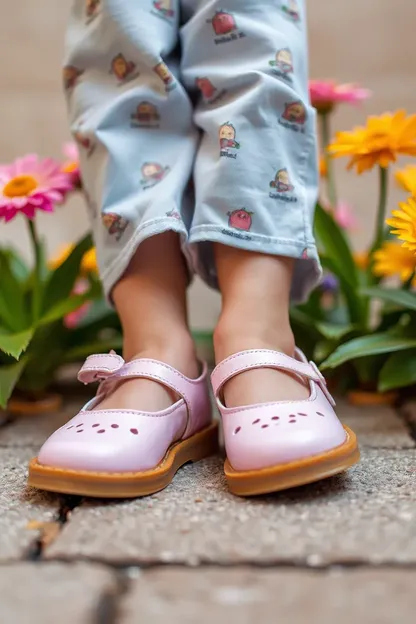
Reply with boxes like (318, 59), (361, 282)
(64, 278), (92, 329)
(309, 80), (371, 114)
(0, 154), (73, 222)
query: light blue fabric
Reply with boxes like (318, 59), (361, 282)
(65, 0), (321, 301)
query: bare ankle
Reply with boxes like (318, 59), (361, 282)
(123, 329), (199, 379)
(214, 313), (295, 361)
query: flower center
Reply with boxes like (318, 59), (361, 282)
(3, 175), (37, 198)
(62, 162), (78, 174)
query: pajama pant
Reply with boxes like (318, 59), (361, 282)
(64, 0), (321, 302)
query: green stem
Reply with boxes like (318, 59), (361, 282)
(320, 112), (337, 208)
(27, 219), (41, 322)
(373, 166), (389, 252)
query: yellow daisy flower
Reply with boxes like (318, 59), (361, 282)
(395, 164), (416, 195)
(328, 110), (416, 174)
(81, 247), (98, 274)
(49, 244), (97, 274)
(387, 196), (416, 252)
(48, 244), (74, 271)
(373, 241), (416, 282)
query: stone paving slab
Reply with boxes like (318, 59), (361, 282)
(0, 562), (115, 624)
(120, 567), (416, 624)
(46, 449), (416, 565)
(336, 399), (414, 449)
(0, 447), (58, 561)
(0, 398), (412, 449)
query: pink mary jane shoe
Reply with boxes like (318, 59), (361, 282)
(211, 349), (359, 496)
(28, 353), (218, 498)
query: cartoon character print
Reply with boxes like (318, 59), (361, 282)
(153, 62), (175, 89)
(282, 0), (300, 21)
(282, 101), (306, 125)
(153, 0), (174, 17)
(270, 48), (293, 74)
(102, 213), (129, 241)
(86, 0), (100, 19)
(166, 209), (181, 220)
(196, 77), (217, 100)
(228, 208), (253, 232)
(63, 65), (83, 90)
(219, 123), (240, 150)
(73, 129), (96, 158)
(132, 101), (160, 125)
(141, 162), (170, 188)
(110, 54), (137, 83)
(211, 10), (237, 35)
(270, 168), (294, 193)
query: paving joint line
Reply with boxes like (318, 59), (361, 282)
(4, 556), (416, 572)
(92, 569), (131, 624)
(23, 495), (83, 561)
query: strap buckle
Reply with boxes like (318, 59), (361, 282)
(309, 360), (336, 406)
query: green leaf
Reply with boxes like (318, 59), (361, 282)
(2, 248), (29, 281)
(71, 297), (113, 329)
(63, 335), (123, 363)
(314, 340), (337, 362)
(361, 287), (416, 312)
(320, 255), (364, 325)
(0, 253), (28, 332)
(39, 292), (92, 326)
(0, 358), (28, 408)
(290, 307), (321, 330)
(314, 203), (358, 290)
(321, 333), (416, 369)
(0, 328), (35, 359)
(41, 233), (93, 314)
(378, 349), (416, 391)
(315, 321), (355, 341)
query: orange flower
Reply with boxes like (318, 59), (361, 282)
(387, 196), (416, 253)
(319, 155), (327, 177)
(49, 245), (97, 274)
(354, 251), (369, 270)
(395, 164), (416, 195)
(81, 247), (97, 273)
(373, 241), (416, 282)
(328, 110), (416, 174)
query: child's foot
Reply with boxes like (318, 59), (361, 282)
(28, 346), (217, 498)
(94, 340), (199, 413)
(214, 319), (310, 408)
(211, 345), (359, 496)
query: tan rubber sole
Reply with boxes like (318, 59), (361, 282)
(224, 426), (359, 496)
(28, 422), (219, 498)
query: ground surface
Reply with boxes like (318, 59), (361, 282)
(0, 398), (415, 623)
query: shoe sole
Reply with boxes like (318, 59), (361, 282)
(28, 422), (219, 498)
(224, 426), (359, 496)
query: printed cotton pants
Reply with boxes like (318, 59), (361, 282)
(64, 0), (321, 301)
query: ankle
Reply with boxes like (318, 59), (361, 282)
(123, 328), (199, 379)
(214, 313), (295, 362)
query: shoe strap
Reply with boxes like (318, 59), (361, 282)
(80, 356), (207, 427)
(78, 352), (125, 384)
(211, 349), (335, 406)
